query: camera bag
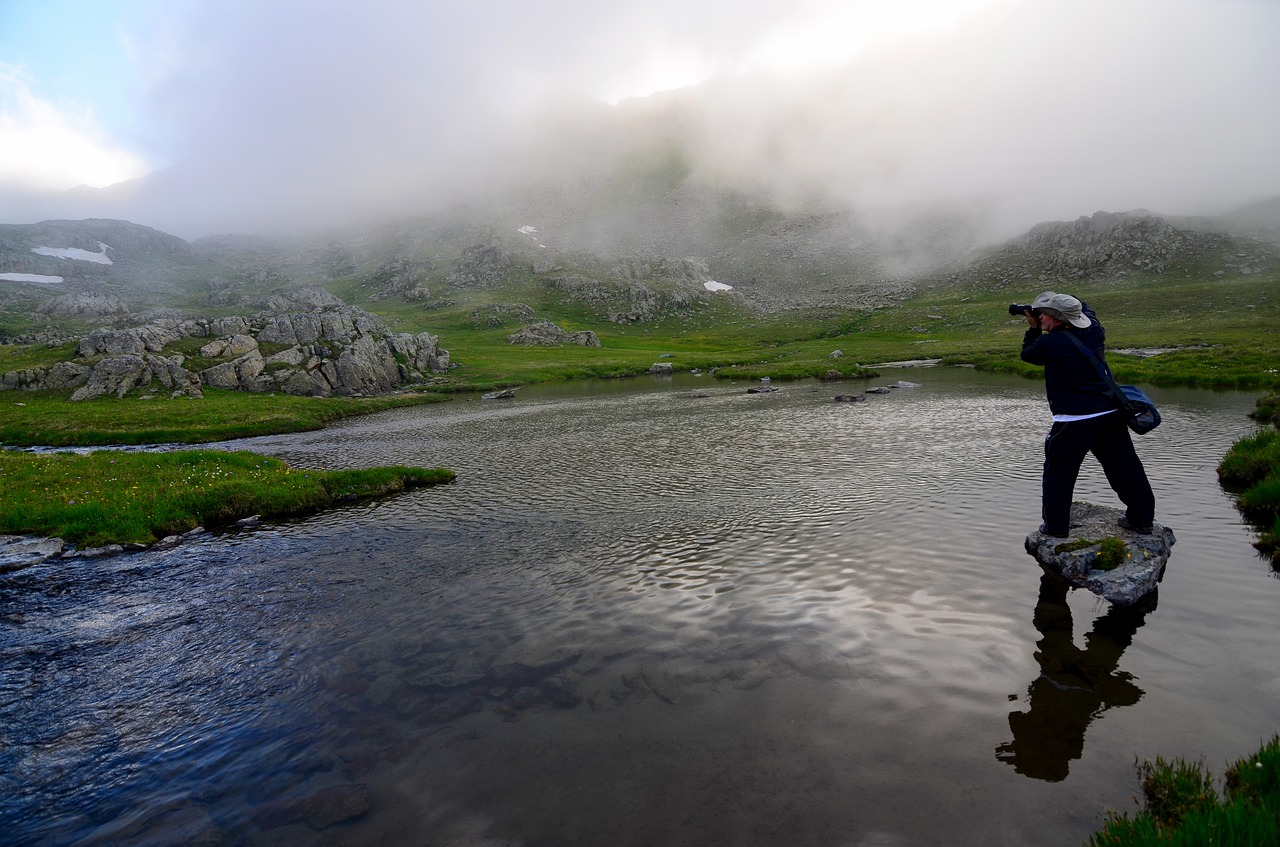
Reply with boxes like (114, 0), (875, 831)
(1064, 332), (1161, 434)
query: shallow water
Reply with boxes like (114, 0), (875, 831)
(2, 369), (1276, 846)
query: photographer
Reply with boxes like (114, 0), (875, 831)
(1017, 292), (1155, 538)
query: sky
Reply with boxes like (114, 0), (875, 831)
(1, 0), (1278, 241)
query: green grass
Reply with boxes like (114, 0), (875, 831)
(0, 341), (80, 372)
(0, 449), (454, 548)
(0, 388), (450, 447)
(1088, 735), (1280, 845)
(1219, 403), (1280, 559)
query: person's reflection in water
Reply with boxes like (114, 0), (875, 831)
(996, 570), (1155, 781)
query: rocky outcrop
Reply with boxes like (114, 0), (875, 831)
(38, 293), (130, 319)
(257, 285), (344, 314)
(471, 303), (535, 327)
(1025, 502), (1175, 606)
(70, 353), (202, 401)
(365, 257), (434, 302)
(1016, 211), (1200, 276)
(611, 256), (710, 284)
(541, 274), (705, 324)
(3, 301), (451, 400)
(77, 324), (184, 357)
(506, 321), (601, 347)
(1, 361), (91, 392)
(192, 305), (451, 397)
(447, 245), (511, 287)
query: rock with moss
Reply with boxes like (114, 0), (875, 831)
(1025, 501), (1175, 606)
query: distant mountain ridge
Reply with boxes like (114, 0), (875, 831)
(1, 199), (1278, 342)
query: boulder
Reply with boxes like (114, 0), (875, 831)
(506, 320), (601, 347)
(71, 355), (152, 400)
(70, 354), (197, 401)
(198, 339), (228, 358)
(225, 334), (258, 357)
(1025, 502), (1175, 606)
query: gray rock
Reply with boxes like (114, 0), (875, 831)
(257, 284), (344, 314)
(71, 355), (151, 400)
(225, 334), (258, 357)
(506, 320), (601, 347)
(0, 361), (91, 392)
(0, 535), (66, 573)
(649, 362), (674, 375)
(77, 325), (181, 358)
(38, 293), (130, 319)
(834, 393), (868, 402)
(1025, 502), (1175, 606)
(448, 244), (511, 287)
(198, 339), (228, 358)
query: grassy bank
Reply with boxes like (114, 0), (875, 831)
(0, 449), (454, 548)
(0, 388), (449, 448)
(1088, 735), (1280, 845)
(1218, 394), (1280, 559)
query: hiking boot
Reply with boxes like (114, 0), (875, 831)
(1038, 523), (1069, 538)
(1118, 515), (1153, 534)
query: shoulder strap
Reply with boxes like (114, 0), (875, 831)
(1063, 330), (1127, 406)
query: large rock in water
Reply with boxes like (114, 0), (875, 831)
(1025, 502), (1175, 606)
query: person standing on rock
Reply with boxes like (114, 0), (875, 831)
(1019, 291), (1155, 538)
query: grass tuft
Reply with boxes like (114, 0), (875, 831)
(1088, 736), (1280, 846)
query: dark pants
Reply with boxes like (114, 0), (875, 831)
(1042, 412), (1155, 535)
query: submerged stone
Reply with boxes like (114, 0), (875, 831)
(1024, 502), (1175, 607)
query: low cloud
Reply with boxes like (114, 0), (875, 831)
(4, 0), (1278, 242)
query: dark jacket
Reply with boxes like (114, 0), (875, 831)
(1020, 303), (1117, 416)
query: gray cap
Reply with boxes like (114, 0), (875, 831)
(1032, 291), (1091, 329)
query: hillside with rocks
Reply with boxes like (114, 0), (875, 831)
(928, 209), (1280, 293)
(2, 198), (1279, 404)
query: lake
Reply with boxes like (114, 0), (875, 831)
(2, 367), (1276, 846)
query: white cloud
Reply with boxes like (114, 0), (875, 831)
(8, 0), (1279, 239)
(0, 64), (151, 191)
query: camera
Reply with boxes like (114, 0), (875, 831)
(1008, 304), (1040, 317)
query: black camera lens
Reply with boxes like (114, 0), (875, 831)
(1009, 304), (1039, 316)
